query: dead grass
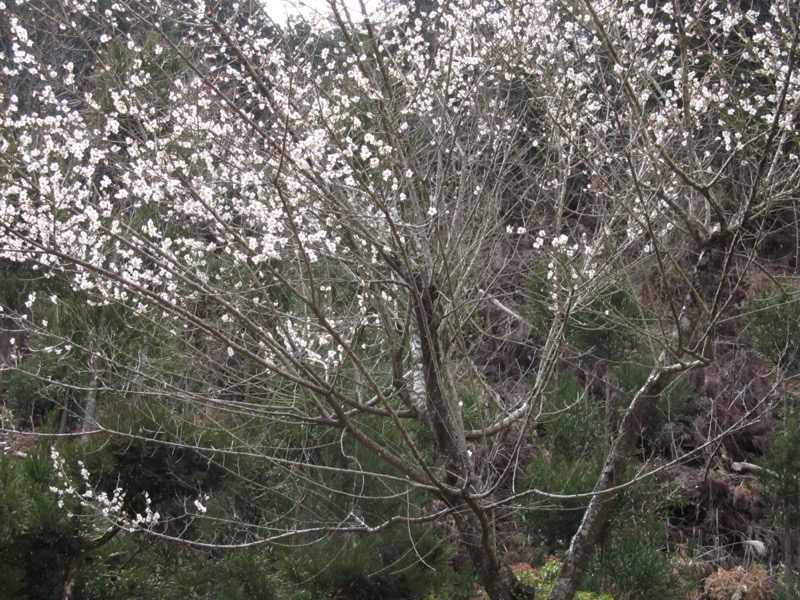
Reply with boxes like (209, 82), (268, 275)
(704, 564), (774, 600)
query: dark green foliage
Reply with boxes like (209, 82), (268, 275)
(580, 469), (686, 600)
(757, 413), (800, 598)
(585, 523), (677, 600)
(79, 542), (284, 600)
(284, 527), (470, 600)
(522, 453), (601, 549)
(613, 364), (696, 454)
(79, 530), (464, 600)
(0, 440), (287, 600)
(4, 367), (57, 428)
(73, 402), (247, 527)
(758, 414), (800, 521)
(0, 448), (74, 600)
(567, 285), (646, 363)
(0, 260), (38, 313)
(83, 434), (226, 514)
(644, 374), (695, 454)
(4, 351), (75, 429)
(0, 435), (291, 600)
(545, 372), (607, 461)
(3, 299), (134, 430)
(526, 269), (647, 363)
(523, 373), (607, 548)
(611, 362), (651, 401)
(748, 285), (800, 373)
(0, 534), (65, 600)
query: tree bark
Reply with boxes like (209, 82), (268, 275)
(60, 526), (120, 600)
(81, 312), (107, 444)
(450, 496), (535, 600)
(407, 267), (532, 600)
(409, 272), (469, 481)
(549, 235), (731, 600)
(547, 367), (679, 600)
(60, 548), (84, 600)
(81, 351), (101, 444)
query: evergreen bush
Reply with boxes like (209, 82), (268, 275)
(283, 527), (470, 600)
(748, 285), (800, 373)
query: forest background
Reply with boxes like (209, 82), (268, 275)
(1, 0), (800, 598)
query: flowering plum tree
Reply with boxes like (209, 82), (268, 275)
(1, 0), (799, 598)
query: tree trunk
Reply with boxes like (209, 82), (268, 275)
(548, 368), (677, 599)
(409, 273), (469, 480)
(785, 512), (795, 600)
(60, 547), (85, 600)
(81, 312), (107, 444)
(549, 235), (731, 600)
(81, 351), (101, 444)
(60, 526), (120, 600)
(450, 497), (535, 600)
(407, 267), (532, 600)
(58, 394), (71, 434)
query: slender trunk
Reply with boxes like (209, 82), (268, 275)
(548, 368), (677, 599)
(406, 267), (532, 600)
(58, 394), (70, 434)
(60, 526), (119, 600)
(549, 235), (731, 600)
(60, 548), (84, 600)
(450, 496), (534, 600)
(81, 312), (107, 444)
(410, 273), (468, 480)
(81, 351), (101, 444)
(785, 512), (795, 600)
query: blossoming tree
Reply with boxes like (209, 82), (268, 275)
(1, 0), (798, 598)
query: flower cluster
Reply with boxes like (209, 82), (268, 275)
(1, 0), (798, 460)
(49, 448), (158, 532)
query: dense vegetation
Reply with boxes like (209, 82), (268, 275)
(1, 0), (799, 598)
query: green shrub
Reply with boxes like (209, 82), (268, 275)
(543, 372), (607, 462)
(283, 527), (471, 600)
(758, 414), (800, 515)
(756, 414), (800, 598)
(523, 372), (607, 549)
(79, 542), (285, 600)
(604, 534), (675, 599)
(748, 285), (800, 373)
(526, 271), (645, 363)
(0, 448), (75, 600)
(583, 523), (678, 600)
(522, 453), (602, 549)
(611, 363), (696, 454)
(511, 556), (613, 600)
(4, 353), (72, 428)
(567, 285), (647, 363)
